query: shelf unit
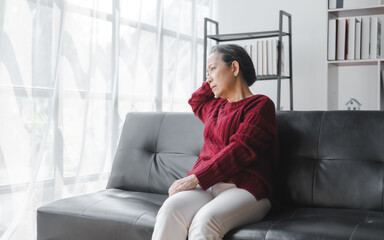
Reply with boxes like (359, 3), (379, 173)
(327, 3), (384, 110)
(203, 10), (293, 111)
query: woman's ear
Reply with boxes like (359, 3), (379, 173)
(231, 60), (240, 77)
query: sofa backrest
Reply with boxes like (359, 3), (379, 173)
(106, 112), (204, 195)
(107, 111), (384, 211)
(276, 110), (384, 211)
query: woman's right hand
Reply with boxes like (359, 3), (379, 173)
(168, 174), (199, 197)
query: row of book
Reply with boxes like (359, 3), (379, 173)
(328, 16), (382, 60)
(242, 39), (285, 76)
(329, 0), (344, 9)
(328, 0), (369, 9)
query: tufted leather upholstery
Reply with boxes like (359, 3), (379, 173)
(37, 111), (384, 240)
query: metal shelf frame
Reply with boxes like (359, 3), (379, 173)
(203, 10), (293, 111)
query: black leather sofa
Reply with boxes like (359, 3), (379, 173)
(37, 110), (384, 240)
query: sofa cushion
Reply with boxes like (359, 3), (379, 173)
(37, 189), (167, 240)
(225, 207), (384, 240)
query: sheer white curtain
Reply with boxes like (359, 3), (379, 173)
(0, 0), (213, 239)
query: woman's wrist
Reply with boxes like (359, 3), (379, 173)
(190, 174), (199, 185)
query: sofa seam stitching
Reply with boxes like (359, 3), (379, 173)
(80, 197), (110, 215)
(148, 156), (155, 193)
(155, 113), (167, 154)
(148, 113), (167, 193)
(317, 112), (325, 162)
(311, 162), (317, 206)
(133, 209), (155, 225)
(313, 112), (325, 205)
(40, 210), (155, 230)
(348, 221), (362, 240)
(264, 217), (288, 239)
(364, 212), (371, 223)
(382, 169), (384, 211)
(290, 209), (298, 218)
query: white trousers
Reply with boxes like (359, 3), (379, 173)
(151, 182), (272, 240)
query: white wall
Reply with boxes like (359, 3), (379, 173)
(212, 0), (328, 110)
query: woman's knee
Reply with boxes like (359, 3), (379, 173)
(188, 210), (225, 238)
(157, 189), (212, 222)
(253, 198), (272, 221)
(157, 195), (184, 217)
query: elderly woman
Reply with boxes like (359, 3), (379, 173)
(151, 44), (279, 240)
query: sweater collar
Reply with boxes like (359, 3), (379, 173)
(223, 94), (259, 110)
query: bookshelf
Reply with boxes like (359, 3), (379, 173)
(327, 3), (384, 110)
(203, 10), (293, 111)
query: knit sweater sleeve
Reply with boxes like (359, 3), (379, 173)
(188, 96), (277, 190)
(188, 81), (217, 123)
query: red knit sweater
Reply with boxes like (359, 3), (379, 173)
(187, 80), (280, 207)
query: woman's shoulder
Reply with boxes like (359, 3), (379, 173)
(244, 94), (276, 111)
(241, 94), (276, 122)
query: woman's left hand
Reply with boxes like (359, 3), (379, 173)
(168, 174), (199, 197)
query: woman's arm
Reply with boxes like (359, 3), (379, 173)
(188, 96), (277, 190)
(188, 81), (217, 123)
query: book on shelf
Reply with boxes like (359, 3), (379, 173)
(267, 40), (273, 75)
(328, 19), (337, 60)
(272, 39), (277, 75)
(249, 44), (254, 64)
(243, 45), (248, 57)
(382, 70), (384, 91)
(250, 43), (257, 75)
(262, 40), (267, 75)
(370, 16), (382, 59)
(355, 18), (361, 59)
(329, 0), (336, 9)
(361, 16), (370, 59)
(256, 41), (262, 75)
(337, 18), (347, 60)
(347, 18), (355, 60)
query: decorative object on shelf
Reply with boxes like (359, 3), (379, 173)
(203, 10), (293, 111)
(345, 98), (362, 110)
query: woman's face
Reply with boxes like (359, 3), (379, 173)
(206, 52), (237, 99)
